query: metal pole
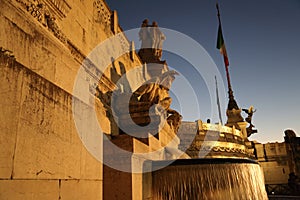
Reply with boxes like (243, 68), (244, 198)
(216, 3), (234, 99)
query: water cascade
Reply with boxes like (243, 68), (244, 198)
(151, 159), (268, 200)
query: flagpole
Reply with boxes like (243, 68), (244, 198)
(216, 3), (239, 111)
(215, 76), (223, 124)
(216, 3), (232, 94)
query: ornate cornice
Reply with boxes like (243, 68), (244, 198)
(16, 0), (70, 20)
(16, 0), (67, 43)
(13, 0), (115, 93)
(187, 141), (255, 158)
(43, 0), (71, 20)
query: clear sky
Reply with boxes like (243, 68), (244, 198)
(106, 0), (300, 143)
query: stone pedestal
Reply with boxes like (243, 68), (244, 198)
(103, 121), (183, 200)
(226, 108), (244, 129)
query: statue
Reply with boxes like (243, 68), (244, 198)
(285, 129), (297, 138)
(138, 19), (151, 50)
(138, 83), (160, 103)
(242, 106), (257, 137)
(167, 109), (182, 133)
(242, 106), (255, 124)
(138, 19), (166, 62)
(134, 70), (178, 105)
(131, 70), (181, 133)
(150, 21), (166, 59)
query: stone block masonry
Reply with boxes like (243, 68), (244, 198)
(0, 50), (103, 199)
(0, 0), (173, 198)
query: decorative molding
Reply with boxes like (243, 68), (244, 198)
(84, 58), (116, 93)
(16, 0), (71, 19)
(65, 41), (116, 92)
(16, 0), (67, 43)
(14, 0), (116, 95)
(93, 0), (111, 26)
(0, 47), (16, 66)
(43, 0), (71, 20)
(188, 144), (254, 157)
(211, 146), (246, 154)
(93, 1), (132, 56)
(130, 41), (135, 61)
(0, 47), (15, 59)
(115, 30), (130, 55)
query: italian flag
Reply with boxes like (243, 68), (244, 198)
(217, 25), (229, 67)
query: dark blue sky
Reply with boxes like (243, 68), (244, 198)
(106, 0), (300, 143)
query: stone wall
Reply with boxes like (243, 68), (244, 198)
(0, 0), (184, 199)
(0, 0), (140, 199)
(0, 0), (141, 95)
(0, 52), (103, 199)
(254, 142), (290, 184)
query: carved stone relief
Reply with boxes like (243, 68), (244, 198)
(93, 0), (111, 26)
(16, 0), (68, 43)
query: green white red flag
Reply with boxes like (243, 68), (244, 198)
(216, 24), (229, 67)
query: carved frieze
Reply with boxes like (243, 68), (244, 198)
(16, 0), (68, 43)
(13, 0), (116, 98)
(16, 0), (70, 19)
(43, 0), (71, 20)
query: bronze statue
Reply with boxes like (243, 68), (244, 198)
(242, 106), (257, 137)
(242, 106), (256, 123)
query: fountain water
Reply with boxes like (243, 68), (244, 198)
(150, 158), (268, 200)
